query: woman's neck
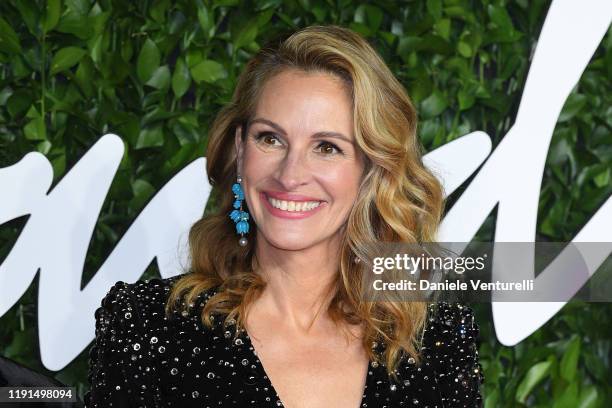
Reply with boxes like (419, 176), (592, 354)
(250, 237), (341, 335)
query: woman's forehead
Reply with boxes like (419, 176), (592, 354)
(252, 70), (354, 134)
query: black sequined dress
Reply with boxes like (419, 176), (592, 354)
(85, 275), (483, 407)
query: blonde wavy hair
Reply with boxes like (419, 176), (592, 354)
(166, 25), (444, 379)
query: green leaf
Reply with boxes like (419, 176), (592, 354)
(421, 91), (448, 119)
(172, 120), (199, 146)
(136, 125), (164, 149)
(37, 140), (52, 155)
(408, 78), (433, 104)
(214, 0), (239, 6)
(172, 58), (191, 98)
(197, 5), (213, 38)
(14, 0), (39, 37)
(515, 361), (552, 403)
(426, 0), (442, 20)
(463, 31), (482, 55)
(255, 0), (282, 11)
(0, 17), (22, 54)
(560, 336), (581, 382)
(137, 39), (161, 83)
(50, 47), (87, 75)
(420, 34), (453, 54)
(149, 0), (170, 23)
(434, 18), (451, 41)
(7, 90), (32, 118)
(397, 36), (422, 58)
(186, 49), (204, 68)
(90, 9), (110, 36)
(350, 22), (373, 39)
(547, 134), (573, 166)
(484, 389), (499, 408)
(50, 148), (66, 177)
(90, 34), (103, 65)
(576, 164), (607, 188)
(162, 144), (198, 174)
(488, 4), (514, 31)
(498, 55), (522, 80)
(118, 114), (140, 148)
(190, 60), (227, 84)
(75, 57), (94, 97)
(553, 381), (579, 408)
(97, 221), (118, 243)
(233, 20), (258, 50)
(379, 31), (396, 47)
(419, 119), (441, 146)
(354, 5), (383, 31)
(593, 168), (610, 188)
(146, 65), (171, 90)
(24, 117), (47, 141)
(458, 41), (472, 58)
(65, 0), (91, 15)
(577, 386), (599, 408)
(311, 6), (326, 22)
(540, 197), (568, 236)
(558, 93), (588, 122)
(43, 0), (62, 33)
(131, 179), (156, 209)
(141, 107), (180, 126)
(3, 329), (36, 361)
(56, 12), (93, 39)
(458, 89), (475, 110)
(0, 88), (13, 105)
(168, 9), (186, 34)
(584, 345), (608, 381)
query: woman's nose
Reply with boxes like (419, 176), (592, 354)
(276, 150), (311, 191)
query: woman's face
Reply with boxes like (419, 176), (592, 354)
(235, 69), (366, 252)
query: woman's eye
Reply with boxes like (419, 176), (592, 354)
(316, 141), (343, 155)
(254, 132), (281, 146)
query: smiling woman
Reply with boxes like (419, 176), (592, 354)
(237, 69), (365, 250)
(85, 25), (484, 407)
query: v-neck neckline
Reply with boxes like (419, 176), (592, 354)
(236, 327), (375, 408)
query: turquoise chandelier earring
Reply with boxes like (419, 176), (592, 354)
(229, 174), (250, 247)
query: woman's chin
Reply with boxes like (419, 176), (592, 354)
(260, 231), (319, 252)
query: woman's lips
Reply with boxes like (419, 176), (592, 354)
(259, 192), (326, 219)
(263, 190), (323, 201)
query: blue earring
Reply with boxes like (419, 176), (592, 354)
(229, 174), (250, 247)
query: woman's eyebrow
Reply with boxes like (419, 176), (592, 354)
(248, 117), (354, 144)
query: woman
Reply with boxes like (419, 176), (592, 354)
(85, 25), (483, 407)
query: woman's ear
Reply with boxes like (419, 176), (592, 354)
(234, 125), (243, 172)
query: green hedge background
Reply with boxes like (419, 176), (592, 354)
(0, 0), (610, 406)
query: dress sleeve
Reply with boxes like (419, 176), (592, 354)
(84, 281), (155, 407)
(422, 302), (484, 407)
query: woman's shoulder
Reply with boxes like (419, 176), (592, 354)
(92, 274), (224, 347)
(418, 301), (484, 407)
(86, 275), (219, 407)
(98, 273), (219, 321)
(422, 301), (479, 342)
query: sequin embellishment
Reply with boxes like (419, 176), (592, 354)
(84, 276), (484, 407)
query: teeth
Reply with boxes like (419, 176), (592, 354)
(268, 196), (321, 212)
